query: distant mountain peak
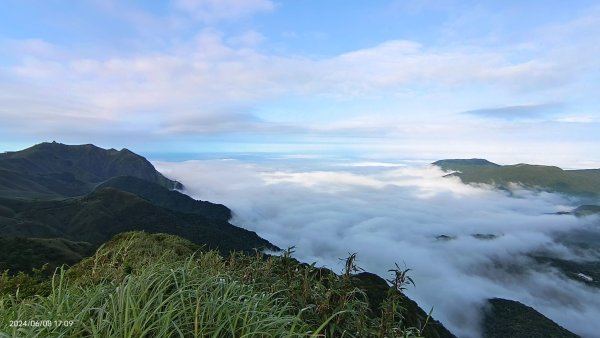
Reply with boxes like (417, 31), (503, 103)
(433, 157), (600, 197)
(432, 158), (500, 169)
(0, 141), (182, 198)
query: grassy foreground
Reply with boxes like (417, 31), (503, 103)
(0, 232), (435, 338)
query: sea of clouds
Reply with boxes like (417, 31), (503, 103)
(156, 158), (600, 338)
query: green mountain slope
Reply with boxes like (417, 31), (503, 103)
(351, 271), (455, 338)
(0, 231), (456, 338)
(0, 143), (277, 275)
(573, 204), (600, 216)
(433, 159), (600, 197)
(483, 298), (580, 338)
(0, 237), (94, 274)
(0, 187), (277, 254)
(97, 176), (231, 221)
(433, 159), (500, 171)
(0, 142), (181, 198)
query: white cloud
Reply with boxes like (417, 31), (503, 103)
(173, 0), (274, 22)
(156, 159), (600, 338)
(344, 162), (407, 168)
(464, 103), (563, 120)
(8, 39), (63, 59)
(227, 30), (265, 47)
(555, 116), (595, 123)
(2, 35), (585, 133)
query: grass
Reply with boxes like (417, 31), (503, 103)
(1, 258), (312, 337)
(0, 232), (432, 338)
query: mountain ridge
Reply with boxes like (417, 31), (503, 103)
(483, 298), (580, 338)
(0, 142), (276, 272)
(0, 187), (276, 252)
(433, 158), (600, 197)
(96, 175), (231, 221)
(0, 141), (182, 199)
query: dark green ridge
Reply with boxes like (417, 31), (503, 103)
(97, 176), (231, 222)
(0, 143), (272, 275)
(0, 187), (277, 255)
(433, 159), (600, 197)
(483, 298), (580, 338)
(0, 237), (94, 275)
(0, 141), (182, 199)
(433, 158), (500, 169)
(572, 204), (600, 216)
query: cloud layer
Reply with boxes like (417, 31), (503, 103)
(174, 0), (274, 22)
(464, 103), (564, 120)
(156, 159), (600, 338)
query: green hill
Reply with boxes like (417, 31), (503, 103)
(433, 159), (600, 197)
(0, 237), (94, 274)
(0, 143), (276, 275)
(0, 187), (276, 255)
(97, 176), (231, 221)
(432, 159), (500, 171)
(0, 142), (181, 199)
(0, 231), (456, 338)
(483, 298), (580, 338)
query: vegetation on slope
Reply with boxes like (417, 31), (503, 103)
(0, 237), (93, 275)
(0, 188), (276, 257)
(96, 176), (231, 221)
(483, 298), (580, 338)
(433, 159), (600, 197)
(0, 142), (181, 199)
(0, 144), (273, 274)
(0, 232), (454, 338)
(572, 204), (600, 216)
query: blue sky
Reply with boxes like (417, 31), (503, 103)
(0, 0), (599, 166)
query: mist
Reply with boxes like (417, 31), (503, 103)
(155, 158), (600, 338)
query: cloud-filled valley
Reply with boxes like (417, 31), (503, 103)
(156, 158), (600, 338)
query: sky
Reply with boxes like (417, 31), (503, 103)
(1, 0), (600, 166)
